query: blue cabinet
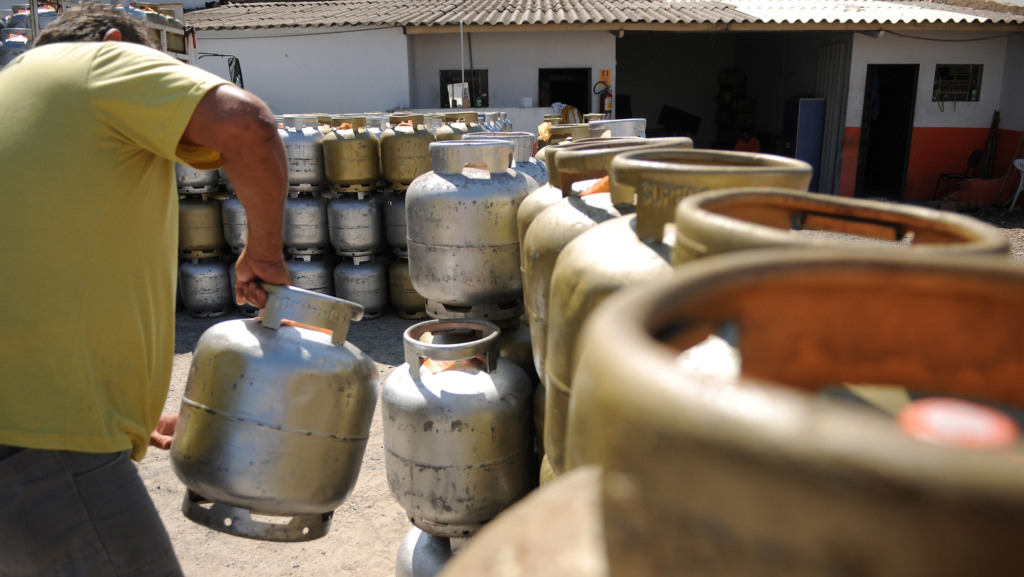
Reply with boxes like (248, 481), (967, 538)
(783, 98), (825, 192)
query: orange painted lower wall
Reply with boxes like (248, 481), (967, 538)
(837, 127), (1024, 201)
(838, 127), (860, 197)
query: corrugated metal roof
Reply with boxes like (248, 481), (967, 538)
(184, 0), (1024, 31)
(724, 0), (1021, 24)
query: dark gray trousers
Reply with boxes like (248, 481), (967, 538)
(0, 446), (183, 577)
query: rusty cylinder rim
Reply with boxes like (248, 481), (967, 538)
(568, 248), (1024, 497)
(672, 187), (1010, 263)
(554, 137), (694, 200)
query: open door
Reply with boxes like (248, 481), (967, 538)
(855, 64), (918, 200)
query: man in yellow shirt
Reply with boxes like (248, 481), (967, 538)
(0, 3), (290, 574)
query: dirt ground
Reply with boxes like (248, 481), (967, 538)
(139, 203), (1024, 577)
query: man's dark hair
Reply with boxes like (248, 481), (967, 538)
(36, 2), (153, 48)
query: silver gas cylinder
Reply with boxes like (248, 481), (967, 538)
(463, 131), (547, 190)
(480, 112), (501, 132)
(383, 319), (535, 538)
(389, 256), (427, 319)
(171, 285), (379, 542)
(327, 192), (382, 257)
(178, 195), (225, 259)
(178, 257), (233, 318)
(280, 114), (326, 192)
(176, 163), (221, 194)
(333, 255), (387, 320)
(406, 140), (533, 310)
(286, 254), (334, 295)
(0, 28), (30, 65)
(220, 195), (247, 254)
(11, 3), (57, 29)
(284, 192), (330, 255)
(589, 118), (647, 138)
(396, 526), (452, 577)
(383, 191), (409, 255)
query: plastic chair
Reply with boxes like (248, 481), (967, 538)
(933, 149), (982, 199)
(1009, 159), (1024, 211)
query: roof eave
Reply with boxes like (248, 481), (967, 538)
(401, 20), (1024, 34)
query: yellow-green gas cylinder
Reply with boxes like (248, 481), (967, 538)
(566, 250), (1024, 576)
(379, 114), (435, 191)
(543, 149), (813, 477)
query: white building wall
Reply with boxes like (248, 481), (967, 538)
(194, 27), (411, 115)
(408, 30), (616, 113)
(846, 31), (1008, 128)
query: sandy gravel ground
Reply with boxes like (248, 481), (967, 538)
(139, 203), (1024, 577)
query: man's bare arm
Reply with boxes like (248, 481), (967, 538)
(179, 84), (290, 307)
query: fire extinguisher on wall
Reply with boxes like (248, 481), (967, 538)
(594, 80), (613, 115)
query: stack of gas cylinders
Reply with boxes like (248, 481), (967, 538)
(175, 110), (513, 319)
(0, 2), (57, 67)
(432, 120), (1024, 577)
(174, 110), (1024, 576)
(382, 123), (551, 576)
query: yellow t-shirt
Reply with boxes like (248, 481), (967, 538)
(0, 42), (228, 460)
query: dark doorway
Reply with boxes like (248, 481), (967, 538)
(855, 64), (918, 200)
(539, 68), (591, 114)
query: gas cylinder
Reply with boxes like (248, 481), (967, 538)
(406, 140), (533, 310)
(220, 195), (247, 254)
(286, 254), (334, 295)
(523, 138), (693, 381)
(567, 250), (1024, 576)
(379, 114), (435, 191)
(382, 319), (534, 538)
(178, 257), (233, 318)
(280, 115), (326, 192)
(178, 195), (225, 258)
(217, 166), (235, 193)
(227, 259), (258, 317)
(333, 255), (387, 320)
(433, 116), (461, 142)
(176, 163), (221, 194)
(438, 465), (607, 577)
(327, 193), (382, 257)
(284, 192), (330, 255)
(543, 149), (813, 476)
(546, 124), (589, 147)
(322, 116), (380, 194)
(583, 113), (607, 122)
(443, 112), (483, 138)
(516, 137), (641, 260)
(389, 256), (427, 319)
(171, 285), (378, 542)
(589, 118), (646, 138)
(383, 191), (408, 255)
(0, 28), (30, 65)
(462, 131), (547, 190)
(672, 187), (1010, 264)
(13, 2), (57, 29)
(480, 112), (501, 132)
(316, 114), (332, 135)
(396, 526), (452, 577)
